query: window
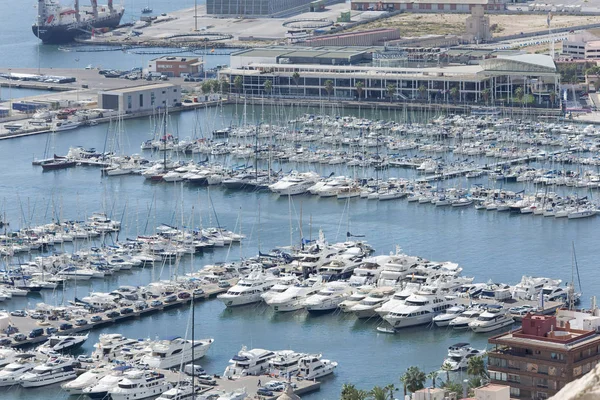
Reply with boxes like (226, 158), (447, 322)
(550, 352), (564, 361)
(151, 92), (156, 106)
(139, 94), (143, 108)
(538, 364), (548, 375)
(510, 388), (520, 397)
(127, 95), (132, 110)
(508, 374), (520, 383)
(536, 392), (548, 399)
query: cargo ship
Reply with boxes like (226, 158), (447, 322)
(33, 0), (125, 44)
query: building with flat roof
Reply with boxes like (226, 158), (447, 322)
(98, 83), (181, 113)
(147, 56), (203, 78)
(207, 0), (320, 16)
(562, 32), (600, 60)
(487, 312), (600, 399)
(351, 0), (506, 13)
(220, 53), (559, 106)
(298, 29), (401, 47)
(230, 47), (373, 69)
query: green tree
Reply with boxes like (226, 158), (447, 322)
(341, 383), (368, 400)
(324, 79), (334, 101)
(467, 356), (488, 379)
(481, 88), (491, 104)
(401, 366), (427, 393)
(468, 376), (483, 392)
(233, 75), (243, 96)
(292, 71), (301, 96)
(386, 84), (396, 103)
(450, 86), (459, 102)
(427, 371), (439, 388)
(514, 86), (524, 103)
(210, 79), (220, 94)
(264, 79), (273, 96)
(201, 80), (212, 95)
(418, 84), (427, 100)
(384, 384), (395, 400)
(219, 78), (230, 95)
(355, 81), (365, 101)
(442, 380), (464, 397)
(369, 386), (387, 400)
(399, 373), (408, 398)
(441, 361), (453, 383)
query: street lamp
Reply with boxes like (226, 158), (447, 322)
(8, 68), (12, 116)
(75, 58), (80, 103)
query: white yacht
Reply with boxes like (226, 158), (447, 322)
(338, 286), (374, 312)
(349, 255), (390, 286)
(38, 334), (89, 354)
(469, 307), (515, 333)
(83, 365), (132, 399)
(432, 305), (466, 327)
(92, 333), (141, 361)
(140, 336), (214, 369)
(260, 275), (300, 304)
(351, 287), (395, 319)
(374, 283), (420, 317)
(304, 282), (353, 313)
(156, 380), (201, 400)
(382, 291), (457, 329)
(268, 350), (306, 377)
(443, 343), (486, 371)
(216, 388), (248, 400)
(0, 354), (38, 387)
(223, 347), (276, 378)
(266, 278), (323, 312)
(109, 370), (173, 400)
(448, 308), (483, 330)
(511, 276), (561, 300)
(61, 364), (111, 394)
(18, 356), (78, 387)
(0, 348), (22, 368)
(217, 270), (277, 307)
(297, 354), (337, 380)
(268, 171), (319, 196)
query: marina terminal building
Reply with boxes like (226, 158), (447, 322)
(487, 313), (600, 399)
(220, 48), (560, 106)
(206, 0), (331, 16)
(98, 83), (182, 114)
(147, 56), (204, 78)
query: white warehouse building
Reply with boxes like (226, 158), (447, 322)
(98, 83), (182, 114)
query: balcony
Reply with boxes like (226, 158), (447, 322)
(489, 350), (566, 366)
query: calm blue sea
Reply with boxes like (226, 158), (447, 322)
(0, 2), (598, 400)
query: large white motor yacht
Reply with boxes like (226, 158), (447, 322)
(339, 286), (373, 312)
(268, 350), (307, 377)
(109, 370), (173, 400)
(266, 278), (323, 312)
(383, 290), (457, 329)
(449, 308), (484, 330)
(469, 307), (515, 333)
(351, 287), (395, 319)
(61, 364), (111, 394)
(38, 334), (89, 354)
(92, 333), (141, 361)
(304, 282), (352, 313)
(432, 305), (465, 327)
(442, 343), (486, 371)
(260, 275), (300, 304)
(217, 270), (277, 307)
(268, 171), (319, 196)
(0, 354), (38, 387)
(18, 356), (78, 388)
(140, 337), (214, 369)
(374, 283), (420, 317)
(223, 347), (276, 379)
(297, 354), (337, 380)
(82, 365), (132, 399)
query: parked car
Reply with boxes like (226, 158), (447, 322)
(10, 310), (27, 317)
(90, 315), (103, 323)
(135, 301), (148, 311)
(164, 295), (177, 303)
(257, 388), (274, 397)
(150, 300), (163, 307)
(177, 292), (191, 299)
(106, 311), (120, 318)
(13, 334), (26, 342)
(28, 328), (44, 338)
(45, 327), (58, 335)
(120, 307), (134, 315)
(59, 323), (73, 331)
(193, 288), (205, 297)
(196, 375), (216, 385)
(218, 281), (231, 288)
(74, 319), (88, 326)
(0, 338), (12, 346)
(30, 312), (45, 320)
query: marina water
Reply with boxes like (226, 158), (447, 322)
(1, 3), (600, 400)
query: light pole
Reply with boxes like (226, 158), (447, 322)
(8, 68), (12, 117)
(194, 0), (198, 32)
(75, 58), (80, 103)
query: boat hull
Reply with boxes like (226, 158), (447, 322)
(32, 12), (124, 44)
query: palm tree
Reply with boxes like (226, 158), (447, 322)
(441, 361), (453, 383)
(427, 371), (439, 388)
(418, 84), (427, 100)
(399, 373), (408, 398)
(468, 376), (483, 392)
(292, 71), (300, 96)
(467, 356), (488, 379)
(264, 79), (272, 97)
(549, 90), (557, 106)
(386, 84), (396, 103)
(384, 384), (395, 400)
(369, 386), (387, 400)
(219, 78), (230, 96)
(341, 383), (368, 400)
(481, 88), (491, 104)
(355, 81), (365, 101)
(324, 79), (334, 101)
(514, 86), (524, 103)
(442, 380), (464, 397)
(449, 86), (459, 103)
(402, 366), (426, 393)
(233, 75), (243, 97)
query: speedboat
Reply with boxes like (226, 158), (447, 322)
(432, 305), (465, 327)
(304, 282), (352, 313)
(442, 343), (486, 371)
(297, 354), (337, 379)
(109, 370), (173, 400)
(139, 336), (214, 369)
(38, 334), (89, 354)
(223, 347), (276, 379)
(0, 354), (38, 387)
(469, 307), (514, 333)
(217, 269), (277, 307)
(448, 308), (483, 330)
(18, 356), (78, 387)
(61, 364), (111, 394)
(350, 287), (394, 319)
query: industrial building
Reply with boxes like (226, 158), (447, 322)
(487, 312), (600, 399)
(98, 83), (181, 113)
(350, 0), (506, 12)
(207, 0), (323, 16)
(298, 29), (401, 47)
(147, 56), (203, 78)
(230, 47), (373, 69)
(562, 32), (600, 60)
(220, 52), (559, 106)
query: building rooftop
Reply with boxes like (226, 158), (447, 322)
(151, 56), (199, 62)
(101, 83), (178, 94)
